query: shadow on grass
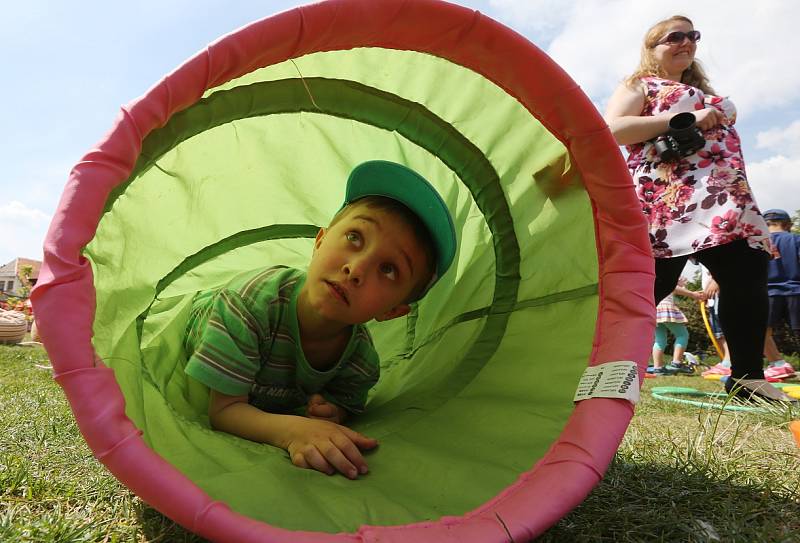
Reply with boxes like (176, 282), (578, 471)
(537, 458), (800, 542)
(5, 346), (797, 542)
(127, 457), (799, 543)
(135, 504), (210, 542)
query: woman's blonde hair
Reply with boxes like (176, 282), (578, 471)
(625, 15), (716, 95)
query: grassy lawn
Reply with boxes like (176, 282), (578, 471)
(2, 344), (799, 542)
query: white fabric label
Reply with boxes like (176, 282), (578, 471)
(573, 361), (640, 404)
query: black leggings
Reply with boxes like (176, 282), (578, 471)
(654, 240), (769, 379)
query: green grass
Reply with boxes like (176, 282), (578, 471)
(2, 345), (799, 542)
(540, 367), (800, 543)
(0, 345), (203, 543)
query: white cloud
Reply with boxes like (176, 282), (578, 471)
(545, 2), (661, 106)
(706, 3), (800, 116)
(0, 159), (68, 263)
(750, 120), (800, 215)
(756, 120), (800, 156)
(487, 1), (800, 118)
(0, 202), (51, 264)
(488, 0), (574, 35)
(747, 155), (800, 215)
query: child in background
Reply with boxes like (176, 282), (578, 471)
(700, 266), (732, 377)
(183, 160), (456, 479)
(648, 279), (705, 376)
(762, 209), (799, 381)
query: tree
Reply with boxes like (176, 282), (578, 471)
(674, 269), (713, 356)
(18, 265), (33, 299)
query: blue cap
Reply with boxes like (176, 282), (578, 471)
(344, 160), (456, 295)
(763, 209), (790, 221)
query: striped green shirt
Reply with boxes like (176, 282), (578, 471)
(184, 266), (379, 415)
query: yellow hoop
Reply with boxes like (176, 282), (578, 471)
(699, 300), (724, 359)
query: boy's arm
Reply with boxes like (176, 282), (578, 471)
(208, 390), (376, 479)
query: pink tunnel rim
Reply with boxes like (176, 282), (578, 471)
(31, 0), (655, 541)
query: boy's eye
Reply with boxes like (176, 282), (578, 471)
(346, 231), (362, 246)
(380, 263), (397, 280)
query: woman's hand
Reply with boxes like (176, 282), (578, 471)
(693, 107), (725, 131)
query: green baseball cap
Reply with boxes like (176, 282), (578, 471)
(344, 160), (457, 293)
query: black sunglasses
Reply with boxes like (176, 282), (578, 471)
(659, 30), (701, 45)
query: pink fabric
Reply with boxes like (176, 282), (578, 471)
(31, 0), (654, 541)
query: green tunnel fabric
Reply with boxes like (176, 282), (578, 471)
(84, 47), (598, 532)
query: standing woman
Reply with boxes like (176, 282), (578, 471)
(605, 15), (792, 401)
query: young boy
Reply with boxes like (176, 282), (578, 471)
(762, 209), (800, 380)
(183, 160), (456, 480)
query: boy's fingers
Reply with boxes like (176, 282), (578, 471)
(341, 427), (379, 449)
(308, 393), (326, 406)
(297, 445), (334, 476)
(290, 452), (309, 469)
(331, 434), (369, 475)
(320, 440), (359, 479)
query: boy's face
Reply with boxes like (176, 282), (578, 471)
(304, 204), (431, 325)
(767, 220), (792, 231)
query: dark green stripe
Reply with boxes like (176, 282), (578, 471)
(382, 282), (599, 369)
(513, 283), (598, 311)
(155, 224), (320, 297)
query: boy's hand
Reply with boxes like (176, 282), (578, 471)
(285, 417), (378, 479)
(306, 393), (347, 424)
(206, 391), (376, 479)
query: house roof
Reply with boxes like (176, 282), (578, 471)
(0, 257), (42, 279)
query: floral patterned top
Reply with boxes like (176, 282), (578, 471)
(626, 77), (769, 258)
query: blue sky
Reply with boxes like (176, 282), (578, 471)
(2, 0), (798, 267)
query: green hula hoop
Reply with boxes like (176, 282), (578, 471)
(650, 386), (766, 413)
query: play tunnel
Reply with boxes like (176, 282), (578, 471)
(31, 1), (654, 541)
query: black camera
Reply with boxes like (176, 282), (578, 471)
(652, 111), (706, 162)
